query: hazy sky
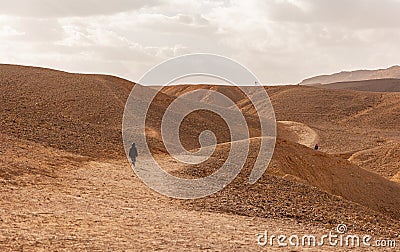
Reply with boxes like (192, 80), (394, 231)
(1, 0), (400, 84)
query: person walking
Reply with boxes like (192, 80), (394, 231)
(129, 142), (138, 166)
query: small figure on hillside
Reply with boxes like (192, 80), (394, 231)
(314, 144), (319, 151)
(129, 142), (138, 166)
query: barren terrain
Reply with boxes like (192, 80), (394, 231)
(1, 64), (399, 251)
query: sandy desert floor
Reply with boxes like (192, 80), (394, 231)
(0, 134), (397, 251)
(0, 137), (343, 251)
(1, 65), (399, 251)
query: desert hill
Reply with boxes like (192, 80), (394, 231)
(0, 65), (265, 158)
(311, 78), (400, 92)
(3, 64), (397, 179)
(176, 138), (400, 235)
(163, 84), (400, 152)
(161, 83), (400, 183)
(348, 142), (400, 179)
(268, 139), (400, 218)
(1, 64), (400, 246)
(153, 84), (400, 223)
(0, 64), (134, 158)
(299, 65), (400, 85)
(179, 137), (400, 217)
(162, 84), (400, 131)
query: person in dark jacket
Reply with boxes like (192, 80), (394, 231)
(129, 142), (138, 166)
(314, 144), (319, 151)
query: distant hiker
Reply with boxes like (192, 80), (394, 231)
(129, 142), (138, 166)
(314, 144), (319, 151)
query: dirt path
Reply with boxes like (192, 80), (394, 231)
(0, 155), (355, 251)
(348, 141), (400, 179)
(1, 133), (396, 251)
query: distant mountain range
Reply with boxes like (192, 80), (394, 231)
(300, 65), (400, 85)
(311, 78), (400, 92)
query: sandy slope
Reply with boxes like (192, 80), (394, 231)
(269, 140), (400, 218)
(1, 134), (344, 251)
(1, 64), (400, 250)
(174, 138), (400, 220)
(164, 84), (400, 157)
(0, 64), (134, 158)
(277, 121), (319, 148)
(349, 142), (400, 179)
(392, 172), (400, 183)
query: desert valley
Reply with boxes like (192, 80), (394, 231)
(0, 64), (399, 251)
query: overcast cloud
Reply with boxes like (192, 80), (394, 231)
(0, 0), (399, 84)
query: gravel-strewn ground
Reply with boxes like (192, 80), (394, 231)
(1, 64), (399, 251)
